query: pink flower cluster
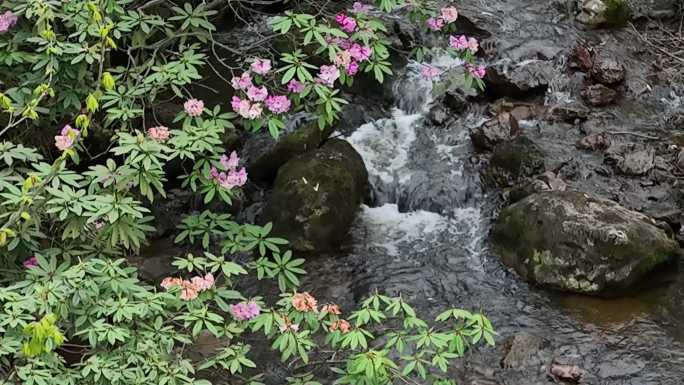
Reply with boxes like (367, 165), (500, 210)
(251, 58), (271, 75)
(161, 273), (215, 301)
(23, 256), (38, 269)
(351, 1), (371, 13)
(318, 65), (340, 86)
(287, 80), (305, 93)
(426, 6), (458, 31)
(231, 58), (292, 118)
(54, 125), (81, 151)
(265, 95), (291, 114)
(327, 41), (372, 79)
(148, 126), (170, 142)
(230, 301), (261, 321)
(466, 63), (486, 79)
(0, 11), (17, 33)
(210, 151), (247, 190)
(421, 64), (441, 80)
(335, 13), (357, 33)
(449, 35), (479, 54)
(184, 98), (204, 117)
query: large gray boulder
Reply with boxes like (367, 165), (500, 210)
(243, 121), (331, 183)
(265, 139), (368, 252)
(492, 191), (679, 295)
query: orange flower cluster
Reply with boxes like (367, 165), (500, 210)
(292, 292), (318, 312)
(330, 319), (352, 334)
(161, 273), (214, 301)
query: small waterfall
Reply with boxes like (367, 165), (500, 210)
(341, 57), (489, 301)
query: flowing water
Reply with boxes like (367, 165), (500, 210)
(296, 57), (684, 384)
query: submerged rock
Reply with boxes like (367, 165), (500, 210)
(492, 191), (680, 294)
(471, 112), (520, 151)
(501, 333), (547, 369)
(582, 84), (618, 106)
(265, 139), (368, 252)
(482, 136), (545, 187)
(576, 132), (611, 151)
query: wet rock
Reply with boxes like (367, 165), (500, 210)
(628, 0), (679, 19)
(501, 333), (546, 369)
(444, 89), (468, 114)
(582, 84), (618, 106)
(471, 112), (520, 151)
(676, 149), (684, 170)
(577, 0), (631, 26)
(577, 0), (609, 25)
(591, 54), (626, 85)
(265, 139), (368, 252)
(148, 188), (193, 239)
(597, 357), (646, 378)
(243, 121), (330, 183)
(569, 45), (595, 72)
(548, 101), (590, 122)
(428, 103), (450, 126)
(576, 132), (611, 151)
(606, 144), (656, 175)
(492, 191), (680, 294)
(482, 136), (545, 187)
(507, 172), (567, 204)
(484, 60), (555, 98)
(550, 363), (583, 382)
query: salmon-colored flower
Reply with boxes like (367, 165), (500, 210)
(161, 277), (184, 289)
(179, 281), (198, 301)
(321, 304), (342, 315)
(292, 292), (318, 312)
(330, 319), (352, 334)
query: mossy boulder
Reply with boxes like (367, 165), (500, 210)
(481, 136), (545, 187)
(243, 121), (332, 183)
(265, 139), (368, 252)
(492, 191), (680, 295)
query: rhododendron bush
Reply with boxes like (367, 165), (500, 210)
(0, 0), (493, 384)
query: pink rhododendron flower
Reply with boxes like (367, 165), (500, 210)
(23, 256), (38, 269)
(292, 292), (318, 312)
(466, 64), (486, 79)
(287, 80), (305, 93)
(351, 2), (371, 13)
(148, 126), (170, 142)
(184, 98), (204, 117)
(231, 72), (253, 90)
(426, 17), (445, 31)
(440, 6), (458, 23)
(347, 61), (359, 76)
(250, 58), (272, 75)
(191, 273), (215, 291)
(0, 11), (18, 33)
(230, 301), (261, 321)
(335, 13), (357, 33)
(231, 96), (251, 117)
(349, 44), (372, 62)
(54, 125), (80, 151)
(247, 86), (268, 102)
(161, 277), (184, 289)
(220, 151), (240, 170)
(318, 65), (340, 86)
(467, 37), (479, 53)
(449, 35), (467, 50)
(93, 220), (105, 230)
(265, 95), (292, 114)
(421, 64), (441, 80)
